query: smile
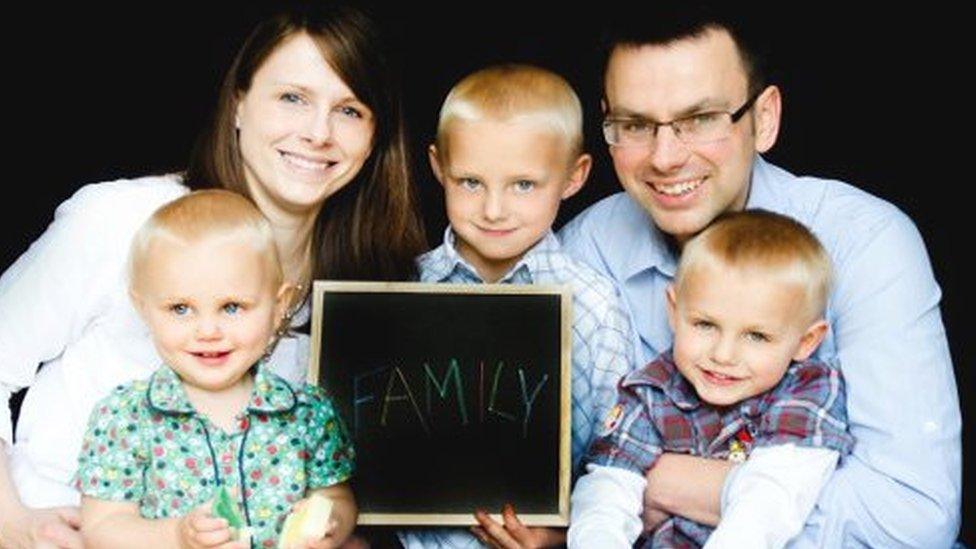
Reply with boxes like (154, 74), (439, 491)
(650, 177), (705, 197)
(190, 350), (232, 365)
(478, 227), (517, 236)
(701, 368), (742, 386)
(279, 151), (337, 173)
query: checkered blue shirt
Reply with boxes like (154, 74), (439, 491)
(400, 229), (634, 549)
(586, 352), (854, 548)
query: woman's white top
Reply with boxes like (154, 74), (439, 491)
(0, 176), (310, 507)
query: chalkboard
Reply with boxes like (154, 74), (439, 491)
(309, 281), (571, 526)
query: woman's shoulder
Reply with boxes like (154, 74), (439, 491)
(49, 175), (189, 248)
(60, 174), (187, 217)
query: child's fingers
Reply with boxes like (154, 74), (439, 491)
(191, 526), (235, 547)
(302, 536), (336, 549)
(190, 514), (230, 533)
(213, 540), (249, 549)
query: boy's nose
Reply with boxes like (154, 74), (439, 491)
(709, 335), (737, 366)
(195, 317), (223, 340)
(482, 190), (507, 221)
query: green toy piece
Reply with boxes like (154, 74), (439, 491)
(212, 485), (246, 531)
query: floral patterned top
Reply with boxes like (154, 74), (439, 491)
(75, 364), (354, 548)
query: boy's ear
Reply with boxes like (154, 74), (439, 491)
(561, 153), (592, 200)
(428, 144), (446, 187)
(792, 319), (828, 362)
(665, 284), (678, 332)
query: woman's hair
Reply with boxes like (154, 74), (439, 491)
(129, 189), (282, 294)
(186, 3), (426, 281)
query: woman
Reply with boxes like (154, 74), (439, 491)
(0, 5), (426, 547)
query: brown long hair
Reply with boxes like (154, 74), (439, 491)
(186, 3), (426, 281)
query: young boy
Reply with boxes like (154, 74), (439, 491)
(74, 190), (357, 549)
(401, 65), (634, 547)
(569, 210), (855, 548)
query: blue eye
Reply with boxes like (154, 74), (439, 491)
(338, 105), (363, 119)
(693, 320), (715, 331)
(745, 331), (769, 343)
(280, 92), (307, 105)
(514, 180), (535, 193)
(459, 178), (482, 192)
(223, 302), (242, 315)
(170, 304), (189, 316)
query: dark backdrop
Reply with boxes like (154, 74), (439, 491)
(2, 3), (969, 544)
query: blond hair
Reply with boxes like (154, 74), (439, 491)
(129, 190), (282, 293)
(676, 210), (832, 321)
(435, 64), (583, 160)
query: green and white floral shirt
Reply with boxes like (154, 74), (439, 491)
(75, 364), (354, 548)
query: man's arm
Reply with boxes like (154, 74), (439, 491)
(796, 206), (960, 546)
(643, 453), (728, 528)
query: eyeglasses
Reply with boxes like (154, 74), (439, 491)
(602, 93), (759, 147)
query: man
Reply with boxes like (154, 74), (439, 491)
(469, 6), (959, 548)
(556, 6), (961, 548)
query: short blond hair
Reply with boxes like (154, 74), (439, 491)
(435, 64), (583, 160)
(675, 210), (832, 322)
(129, 189), (282, 293)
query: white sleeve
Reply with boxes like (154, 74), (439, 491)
(703, 445), (839, 549)
(0, 179), (181, 445)
(568, 464), (646, 549)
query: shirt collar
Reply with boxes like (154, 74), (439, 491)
(419, 227), (561, 284)
(743, 155), (782, 212)
(621, 210), (678, 282)
(619, 154), (793, 283)
(147, 364), (296, 416)
(622, 353), (700, 410)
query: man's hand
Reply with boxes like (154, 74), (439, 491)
(470, 505), (565, 549)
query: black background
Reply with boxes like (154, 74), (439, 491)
(318, 290), (563, 518)
(1, 2), (970, 543)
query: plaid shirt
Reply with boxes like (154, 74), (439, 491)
(398, 229), (634, 549)
(419, 228), (635, 469)
(586, 352), (854, 548)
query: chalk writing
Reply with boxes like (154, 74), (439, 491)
(350, 359), (550, 438)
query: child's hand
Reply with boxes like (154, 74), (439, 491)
(471, 505), (566, 548)
(296, 518), (339, 549)
(279, 495), (341, 549)
(178, 501), (247, 549)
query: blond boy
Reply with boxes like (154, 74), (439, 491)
(402, 65), (634, 548)
(569, 210), (854, 548)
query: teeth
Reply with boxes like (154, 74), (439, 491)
(655, 178), (703, 196)
(282, 152), (333, 172)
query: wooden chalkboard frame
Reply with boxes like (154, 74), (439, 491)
(309, 281), (572, 526)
